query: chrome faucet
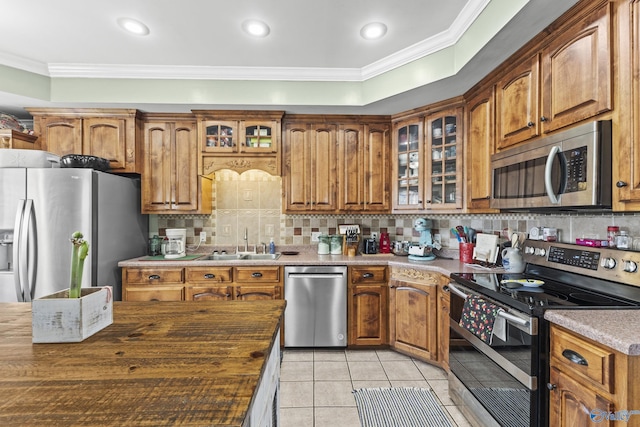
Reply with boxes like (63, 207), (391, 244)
(243, 227), (249, 253)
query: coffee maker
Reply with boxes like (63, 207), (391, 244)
(163, 228), (186, 259)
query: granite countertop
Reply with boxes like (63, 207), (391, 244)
(544, 309), (640, 356)
(118, 245), (502, 276)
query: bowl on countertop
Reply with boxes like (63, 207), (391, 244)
(391, 241), (411, 256)
(60, 154), (111, 172)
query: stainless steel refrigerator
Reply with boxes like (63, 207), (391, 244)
(0, 168), (148, 302)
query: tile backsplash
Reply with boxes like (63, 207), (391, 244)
(154, 170), (640, 250)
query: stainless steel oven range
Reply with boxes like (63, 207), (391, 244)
(448, 240), (640, 427)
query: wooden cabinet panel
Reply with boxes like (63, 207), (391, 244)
(466, 88), (497, 211)
(496, 55), (540, 150)
(549, 367), (614, 427)
(0, 129), (39, 150)
(125, 267), (184, 285)
(82, 118), (131, 171)
(235, 285), (281, 300)
(550, 326), (615, 393)
(234, 266), (280, 283)
(541, 2), (611, 133)
(124, 286), (184, 301)
(339, 125), (363, 211)
(389, 278), (438, 361)
(37, 116), (83, 156)
(142, 119), (203, 213)
(185, 267), (233, 284)
(363, 124), (390, 211)
(186, 285), (234, 301)
(348, 265), (388, 347)
(349, 284), (388, 346)
(284, 122), (338, 212)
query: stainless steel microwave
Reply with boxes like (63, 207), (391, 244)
(490, 120), (612, 210)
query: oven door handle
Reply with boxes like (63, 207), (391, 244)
(449, 282), (530, 328)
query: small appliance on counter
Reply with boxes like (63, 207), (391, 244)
(379, 232), (391, 254)
(408, 218), (441, 261)
(163, 228), (186, 259)
(363, 237), (377, 254)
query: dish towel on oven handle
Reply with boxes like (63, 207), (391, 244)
(459, 296), (506, 344)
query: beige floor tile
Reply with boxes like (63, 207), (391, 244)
(345, 349), (379, 361)
(352, 380), (392, 389)
(390, 380), (430, 388)
(314, 361), (351, 381)
(280, 361), (313, 382)
(314, 349), (347, 361)
(347, 361), (388, 381)
(282, 349), (314, 362)
(376, 349), (412, 361)
(381, 360), (423, 380)
(279, 407), (314, 427)
(429, 379), (454, 405)
(279, 381), (313, 408)
(314, 381), (357, 407)
(315, 406), (361, 427)
(414, 359), (448, 380)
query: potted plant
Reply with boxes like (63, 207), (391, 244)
(32, 231), (113, 343)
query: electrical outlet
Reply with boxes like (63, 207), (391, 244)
(311, 231), (322, 242)
(371, 232), (378, 240)
(199, 231), (206, 243)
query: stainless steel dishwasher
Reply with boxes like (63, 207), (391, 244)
(284, 265), (347, 347)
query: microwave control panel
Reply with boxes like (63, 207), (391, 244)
(564, 146), (587, 193)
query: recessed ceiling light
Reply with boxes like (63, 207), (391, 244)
(117, 18), (150, 36)
(360, 22), (387, 40)
(242, 19), (270, 37)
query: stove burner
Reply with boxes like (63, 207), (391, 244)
(569, 292), (612, 304)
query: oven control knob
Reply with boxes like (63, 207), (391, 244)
(524, 246), (535, 255)
(600, 257), (617, 269)
(623, 260), (638, 273)
(534, 248), (546, 257)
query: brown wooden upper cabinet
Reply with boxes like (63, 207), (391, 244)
(194, 110), (283, 176)
(465, 88), (496, 212)
(495, 1), (611, 151)
(337, 122), (390, 213)
(141, 114), (211, 214)
(283, 120), (338, 212)
(392, 103), (463, 212)
(283, 115), (390, 213)
(28, 108), (142, 173)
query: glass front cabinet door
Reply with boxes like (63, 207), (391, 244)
(393, 120), (423, 211)
(426, 108), (463, 209)
(202, 121), (238, 153)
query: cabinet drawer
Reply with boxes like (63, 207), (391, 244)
(186, 267), (233, 284)
(550, 326), (615, 393)
(125, 268), (184, 284)
(234, 266), (281, 283)
(350, 266), (387, 284)
(124, 286), (184, 301)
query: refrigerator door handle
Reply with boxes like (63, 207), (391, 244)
(13, 200), (36, 302)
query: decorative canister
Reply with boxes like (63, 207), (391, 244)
(317, 235), (330, 255)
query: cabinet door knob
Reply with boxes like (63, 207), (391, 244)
(362, 273), (374, 279)
(148, 274), (160, 280)
(252, 272), (263, 278)
(540, 116), (548, 122)
(547, 383), (557, 391)
(527, 121), (534, 127)
(204, 273), (216, 279)
(616, 181), (628, 188)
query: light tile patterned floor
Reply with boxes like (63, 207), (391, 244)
(279, 349), (473, 427)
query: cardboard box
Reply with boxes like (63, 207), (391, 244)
(32, 287), (113, 343)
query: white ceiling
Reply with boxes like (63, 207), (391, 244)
(0, 0), (578, 119)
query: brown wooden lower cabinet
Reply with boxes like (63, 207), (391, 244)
(388, 268), (448, 365)
(348, 265), (388, 347)
(548, 325), (640, 427)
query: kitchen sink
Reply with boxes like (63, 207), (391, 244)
(202, 253), (281, 261)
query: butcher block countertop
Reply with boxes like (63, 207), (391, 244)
(0, 300), (285, 426)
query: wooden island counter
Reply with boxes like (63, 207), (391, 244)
(0, 300), (285, 427)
